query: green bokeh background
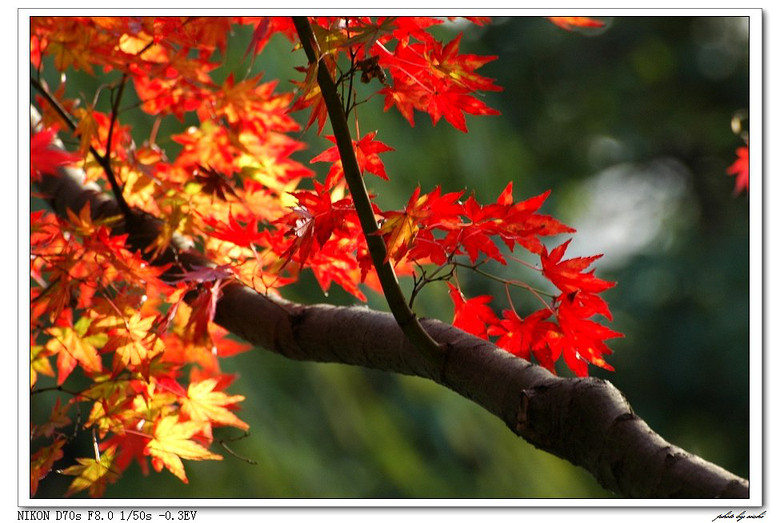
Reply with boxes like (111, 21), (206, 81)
(31, 16), (750, 499)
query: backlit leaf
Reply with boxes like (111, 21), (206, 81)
(181, 378), (249, 438)
(146, 415), (223, 483)
(61, 446), (118, 498)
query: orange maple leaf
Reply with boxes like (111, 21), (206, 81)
(378, 186), (463, 264)
(547, 17), (605, 31)
(145, 415), (223, 483)
(31, 397), (72, 440)
(31, 439), (66, 496)
(64, 201), (123, 240)
(290, 56), (338, 134)
(72, 106), (100, 156)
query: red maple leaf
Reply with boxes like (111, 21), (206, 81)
(426, 79), (500, 133)
(200, 212), (265, 248)
(187, 281), (223, 344)
(377, 35), (501, 132)
(555, 295), (623, 377)
(494, 184), (576, 254)
(311, 131), (395, 188)
(277, 181), (356, 266)
(31, 127), (81, 181)
(541, 240), (615, 295)
(489, 308), (557, 366)
(428, 33), (500, 93)
(447, 283), (499, 339)
(240, 17), (297, 56)
(727, 145), (749, 195)
(405, 228), (452, 266)
(433, 189), (509, 265)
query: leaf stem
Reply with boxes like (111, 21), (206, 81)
(452, 260), (557, 312)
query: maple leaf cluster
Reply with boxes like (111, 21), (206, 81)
(290, 16), (502, 133)
(30, 16), (299, 496)
(30, 16), (621, 497)
(30, 205), (250, 496)
(373, 182), (622, 377)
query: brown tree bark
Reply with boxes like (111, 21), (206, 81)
(33, 158), (750, 499)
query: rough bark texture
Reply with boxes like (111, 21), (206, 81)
(32, 160), (750, 499)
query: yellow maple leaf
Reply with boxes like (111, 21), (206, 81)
(106, 313), (164, 371)
(60, 446), (118, 497)
(46, 317), (105, 383)
(86, 398), (130, 439)
(181, 378), (249, 438)
(31, 342), (55, 387)
(145, 415), (222, 483)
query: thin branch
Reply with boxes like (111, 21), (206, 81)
(344, 18), (357, 117)
(104, 74), (128, 164)
(31, 77), (133, 218)
(408, 259), (455, 309)
(292, 16), (445, 364)
(216, 433), (258, 465)
(30, 385), (82, 397)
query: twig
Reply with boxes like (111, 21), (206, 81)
(217, 432), (258, 465)
(30, 385), (82, 397)
(105, 74), (128, 164)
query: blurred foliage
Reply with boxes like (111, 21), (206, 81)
(31, 15), (749, 498)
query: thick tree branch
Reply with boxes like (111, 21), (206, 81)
(31, 143), (750, 498)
